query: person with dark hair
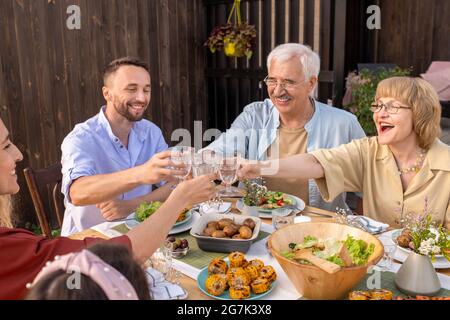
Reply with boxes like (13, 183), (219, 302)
(60, 57), (174, 235)
(0, 117), (217, 299)
(26, 243), (151, 300)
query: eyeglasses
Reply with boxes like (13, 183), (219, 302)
(370, 101), (412, 114)
(263, 76), (302, 90)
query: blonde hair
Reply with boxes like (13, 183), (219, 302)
(375, 77), (441, 149)
(0, 195), (13, 228)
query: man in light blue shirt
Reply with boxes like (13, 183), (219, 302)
(61, 58), (173, 235)
(205, 43), (365, 211)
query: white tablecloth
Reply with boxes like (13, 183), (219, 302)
(90, 218), (450, 299)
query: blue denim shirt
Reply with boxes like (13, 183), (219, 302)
(60, 107), (168, 235)
(204, 99), (366, 211)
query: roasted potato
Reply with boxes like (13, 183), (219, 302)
(203, 226), (217, 237)
(211, 230), (227, 238)
(239, 225), (253, 239)
(243, 218), (256, 230)
(223, 224), (240, 237)
(217, 218), (234, 230)
(207, 221), (219, 230)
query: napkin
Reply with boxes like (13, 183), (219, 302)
(145, 267), (188, 300)
(347, 215), (389, 233)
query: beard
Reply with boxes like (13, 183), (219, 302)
(112, 99), (147, 122)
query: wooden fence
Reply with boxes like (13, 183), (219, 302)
(0, 0), (206, 226)
(374, 0), (450, 74)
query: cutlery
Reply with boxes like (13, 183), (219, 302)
(274, 204), (334, 218)
(299, 210), (334, 218)
(294, 249), (341, 274)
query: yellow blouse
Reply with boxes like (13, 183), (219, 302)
(311, 137), (450, 229)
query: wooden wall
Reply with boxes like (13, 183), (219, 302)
(0, 0), (206, 226)
(349, 0), (450, 75)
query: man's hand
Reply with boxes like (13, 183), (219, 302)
(97, 199), (135, 221)
(138, 150), (185, 185)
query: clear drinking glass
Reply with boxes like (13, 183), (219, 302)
(150, 246), (173, 281)
(169, 146), (195, 182)
(272, 211), (295, 230)
(378, 243), (397, 271)
(218, 151), (241, 196)
(192, 152), (220, 215)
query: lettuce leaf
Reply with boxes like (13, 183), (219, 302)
(135, 201), (162, 222)
(344, 235), (375, 266)
(326, 254), (344, 267)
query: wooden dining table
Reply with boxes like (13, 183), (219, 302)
(70, 200), (450, 300)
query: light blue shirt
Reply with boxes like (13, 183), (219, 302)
(204, 99), (366, 211)
(61, 107), (168, 235)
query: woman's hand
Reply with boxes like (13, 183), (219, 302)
(237, 162), (262, 180)
(172, 174), (217, 206)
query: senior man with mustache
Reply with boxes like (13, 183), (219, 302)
(203, 43), (365, 211)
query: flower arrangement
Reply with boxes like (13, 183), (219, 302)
(398, 198), (450, 262)
(399, 214), (450, 262)
(204, 0), (257, 59)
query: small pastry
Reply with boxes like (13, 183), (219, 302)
(208, 258), (228, 275)
(205, 274), (228, 296)
(229, 285), (251, 299)
(250, 278), (271, 294)
(259, 265), (277, 283)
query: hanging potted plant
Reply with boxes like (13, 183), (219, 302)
(204, 0), (257, 59)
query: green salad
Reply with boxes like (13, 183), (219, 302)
(281, 235), (374, 267)
(259, 191), (294, 209)
(135, 201), (162, 222)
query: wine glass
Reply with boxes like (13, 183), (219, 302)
(192, 152), (220, 214)
(169, 146), (195, 182)
(150, 246), (172, 281)
(378, 237), (398, 271)
(218, 151), (241, 196)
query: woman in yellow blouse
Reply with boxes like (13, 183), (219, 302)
(238, 77), (449, 229)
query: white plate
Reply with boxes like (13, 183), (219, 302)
(168, 210), (200, 235)
(236, 195), (306, 219)
(173, 210), (193, 227)
(380, 230), (450, 269)
(125, 209), (198, 235)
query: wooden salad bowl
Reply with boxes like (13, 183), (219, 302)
(268, 222), (384, 300)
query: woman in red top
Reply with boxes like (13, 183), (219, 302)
(0, 118), (216, 299)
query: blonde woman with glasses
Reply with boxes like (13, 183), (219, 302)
(238, 77), (449, 229)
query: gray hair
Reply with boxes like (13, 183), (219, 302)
(267, 43), (320, 81)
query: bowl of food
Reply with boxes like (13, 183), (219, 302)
(165, 236), (190, 258)
(190, 213), (261, 253)
(268, 222), (384, 300)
